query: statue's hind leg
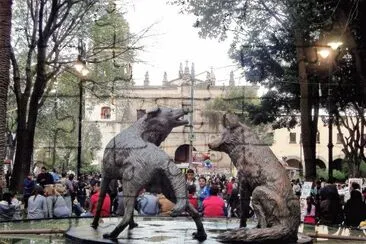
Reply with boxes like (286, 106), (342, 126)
(252, 186), (283, 228)
(162, 160), (206, 241)
(186, 203), (207, 241)
(91, 177), (111, 228)
(128, 210), (138, 229)
(251, 188), (267, 228)
(103, 188), (138, 240)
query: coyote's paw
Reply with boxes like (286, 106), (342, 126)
(192, 231), (207, 242)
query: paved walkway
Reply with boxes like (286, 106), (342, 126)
(0, 216), (364, 243)
(66, 216), (242, 243)
(65, 217), (315, 243)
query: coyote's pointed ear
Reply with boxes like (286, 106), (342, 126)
(223, 113), (240, 129)
(146, 108), (161, 119)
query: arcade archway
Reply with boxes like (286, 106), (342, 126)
(174, 144), (196, 163)
(286, 159), (303, 171)
(332, 158), (343, 171)
(316, 159), (326, 169)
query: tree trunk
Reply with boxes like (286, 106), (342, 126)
(0, 0), (12, 191)
(10, 76), (43, 192)
(9, 14), (50, 192)
(295, 31), (316, 180)
(10, 128), (33, 191)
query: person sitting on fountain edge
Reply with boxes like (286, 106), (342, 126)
(82, 180), (111, 217)
(202, 184), (226, 217)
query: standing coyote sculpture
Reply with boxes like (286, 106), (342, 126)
(209, 113), (300, 243)
(91, 107), (207, 241)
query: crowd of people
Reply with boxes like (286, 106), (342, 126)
(298, 178), (366, 228)
(0, 167), (109, 221)
(0, 167), (241, 221)
(2, 166), (366, 229)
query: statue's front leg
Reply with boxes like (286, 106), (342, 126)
(186, 203), (207, 241)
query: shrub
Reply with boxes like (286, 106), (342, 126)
(316, 166), (328, 181)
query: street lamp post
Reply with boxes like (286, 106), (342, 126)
(187, 65), (213, 168)
(189, 64), (195, 167)
(77, 79), (83, 177)
(74, 39), (89, 178)
(318, 41), (342, 181)
(327, 88), (334, 181)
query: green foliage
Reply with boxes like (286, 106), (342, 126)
(332, 169), (347, 182)
(359, 161), (366, 177)
(81, 164), (100, 175)
(205, 86), (274, 142)
(341, 160), (350, 176)
(30, 2), (134, 173)
(88, 1), (134, 101)
(171, 0), (366, 181)
(171, 0), (335, 131)
(35, 73), (102, 171)
(316, 166), (328, 181)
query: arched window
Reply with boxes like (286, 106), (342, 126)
(101, 106), (111, 119)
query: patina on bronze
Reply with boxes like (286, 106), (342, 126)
(209, 113), (300, 243)
(91, 107), (207, 241)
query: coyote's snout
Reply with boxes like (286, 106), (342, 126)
(209, 113), (300, 243)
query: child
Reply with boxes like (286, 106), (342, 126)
(187, 184), (198, 210)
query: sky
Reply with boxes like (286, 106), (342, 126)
(123, 0), (245, 86)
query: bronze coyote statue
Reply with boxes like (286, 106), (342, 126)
(91, 107), (207, 241)
(209, 114), (300, 243)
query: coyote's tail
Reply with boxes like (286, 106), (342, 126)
(218, 225), (297, 243)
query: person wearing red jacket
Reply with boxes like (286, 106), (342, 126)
(202, 184), (226, 217)
(187, 184), (198, 210)
(225, 177), (235, 199)
(82, 181), (111, 217)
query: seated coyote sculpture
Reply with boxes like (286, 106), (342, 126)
(209, 113), (300, 243)
(91, 107), (207, 241)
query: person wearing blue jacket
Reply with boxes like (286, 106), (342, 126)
(197, 176), (210, 211)
(23, 174), (35, 209)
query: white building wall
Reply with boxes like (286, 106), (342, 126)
(85, 74), (358, 176)
(270, 119), (348, 172)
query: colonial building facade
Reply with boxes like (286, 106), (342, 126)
(85, 62), (348, 177)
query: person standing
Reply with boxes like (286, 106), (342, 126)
(186, 169), (197, 187)
(5, 170), (11, 189)
(344, 190), (366, 227)
(197, 176), (210, 211)
(292, 179), (302, 198)
(36, 167), (54, 188)
(23, 174), (35, 209)
(318, 184), (343, 225)
(50, 168), (60, 183)
(225, 177), (235, 200)
(187, 184), (198, 210)
(76, 177), (87, 209)
(113, 186), (124, 216)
